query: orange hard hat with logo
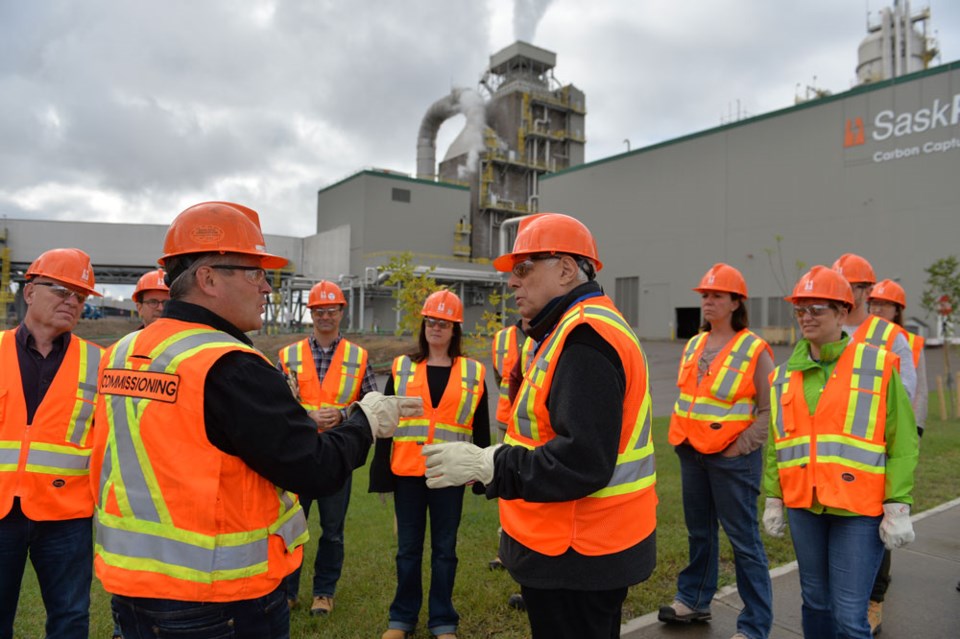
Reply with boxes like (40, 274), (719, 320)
(421, 290), (463, 323)
(159, 201), (288, 269)
(870, 279), (907, 308)
(308, 280), (346, 307)
(832, 253), (876, 285)
(26, 248), (101, 297)
(693, 263), (748, 297)
(492, 213), (603, 272)
(133, 269), (169, 303)
(786, 265), (855, 306)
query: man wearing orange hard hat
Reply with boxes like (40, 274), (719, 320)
(277, 280), (378, 616)
(131, 268), (170, 328)
(0, 248), (104, 638)
(89, 202), (421, 639)
(423, 213), (657, 639)
(831, 253), (916, 401)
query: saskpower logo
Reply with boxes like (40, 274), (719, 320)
(845, 92), (960, 163)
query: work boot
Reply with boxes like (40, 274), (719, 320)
(868, 600), (882, 635)
(310, 595), (334, 616)
(286, 597), (297, 611)
(507, 593), (525, 611)
(434, 634), (458, 639)
(381, 630), (410, 639)
(657, 599), (712, 624)
(488, 556), (505, 570)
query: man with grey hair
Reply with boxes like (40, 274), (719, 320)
(90, 201), (420, 639)
(423, 213), (658, 639)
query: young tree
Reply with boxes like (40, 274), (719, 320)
(920, 256), (960, 406)
(380, 253), (443, 336)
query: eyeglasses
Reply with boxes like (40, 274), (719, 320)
(424, 318), (453, 329)
(793, 304), (835, 318)
(511, 254), (559, 278)
(32, 282), (88, 304)
(311, 307), (341, 317)
(209, 265), (267, 285)
(140, 299), (166, 309)
(868, 301), (895, 310)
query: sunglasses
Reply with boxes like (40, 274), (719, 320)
(793, 304), (835, 318)
(311, 307), (341, 317)
(140, 299), (165, 309)
(511, 254), (559, 278)
(32, 282), (88, 304)
(424, 318), (453, 329)
(210, 265), (267, 285)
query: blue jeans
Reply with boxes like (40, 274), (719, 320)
(281, 476), (352, 601)
(674, 444), (772, 639)
(0, 499), (92, 639)
(787, 508), (885, 639)
(111, 586), (289, 639)
(388, 476), (464, 636)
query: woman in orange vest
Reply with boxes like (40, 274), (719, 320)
(762, 266), (918, 639)
(369, 290), (490, 639)
(865, 278), (927, 633)
(659, 263), (774, 639)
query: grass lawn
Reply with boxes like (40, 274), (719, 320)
(12, 404), (960, 638)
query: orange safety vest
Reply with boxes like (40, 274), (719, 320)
(278, 337), (369, 410)
(668, 329), (772, 454)
(390, 355), (485, 477)
(769, 341), (896, 516)
(906, 331), (924, 369)
(0, 329), (102, 521)
(500, 296), (657, 556)
(491, 325), (535, 424)
(851, 315), (907, 363)
(92, 319), (308, 602)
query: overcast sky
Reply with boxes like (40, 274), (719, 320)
(2, 0), (958, 238)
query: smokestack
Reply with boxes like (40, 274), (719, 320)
(416, 88), (487, 180)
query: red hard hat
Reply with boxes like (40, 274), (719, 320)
(832, 253), (876, 285)
(693, 263), (748, 297)
(787, 265), (855, 306)
(869, 279), (907, 308)
(159, 201), (287, 269)
(26, 248), (101, 297)
(421, 290), (463, 323)
(308, 280), (346, 307)
(492, 213), (602, 272)
(133, 269), (169, 303)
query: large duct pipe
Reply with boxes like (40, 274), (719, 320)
(416, 88), (486, 180)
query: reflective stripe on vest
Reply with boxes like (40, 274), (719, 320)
(0, 441), (20, 472)
(279, 339), (365, 410)
(393, 356), (482, 444)
(97, 328), (307, 582)
(672, 331), (762, 422)
(856, 315), (897, 350)
(279, 341), (316, 410)
(769, 341), (892, 514)
(906, 332), (924, 368)
(506, 302), (656, 497)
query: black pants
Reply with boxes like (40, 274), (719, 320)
(521, 585), (627, 639)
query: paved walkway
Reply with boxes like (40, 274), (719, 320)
(621, 497), (960, 638)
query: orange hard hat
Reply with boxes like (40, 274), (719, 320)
(308, 280), (346, 307)
(133, 269), (169, 303)
(693, 263), (748, 297)
(26, 248), (101, 297)
(870, 279), (907, 308)
(159, 201), (288, 269)
(421, 290), (463, 323)
(832, 253), (876, 285)
(492, 213), (603, 272)
(786, 265), (855, 306)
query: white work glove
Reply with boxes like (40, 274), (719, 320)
(347, 392), (423, 439)
(422, 443), (500, 488)
(762, 497), (786, 538)
(879, 502), (915, 550)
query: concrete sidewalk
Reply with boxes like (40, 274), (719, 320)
(621, 497), (960, 639)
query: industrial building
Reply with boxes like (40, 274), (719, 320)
(2, 3), (957, 341)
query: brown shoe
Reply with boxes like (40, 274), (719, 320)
(435, 634), (458, 639)
(286, 597), (297, 611)
(310, 595), (334, 616)
(381, 630), (411, 639)
(868, 600), (882, 635)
